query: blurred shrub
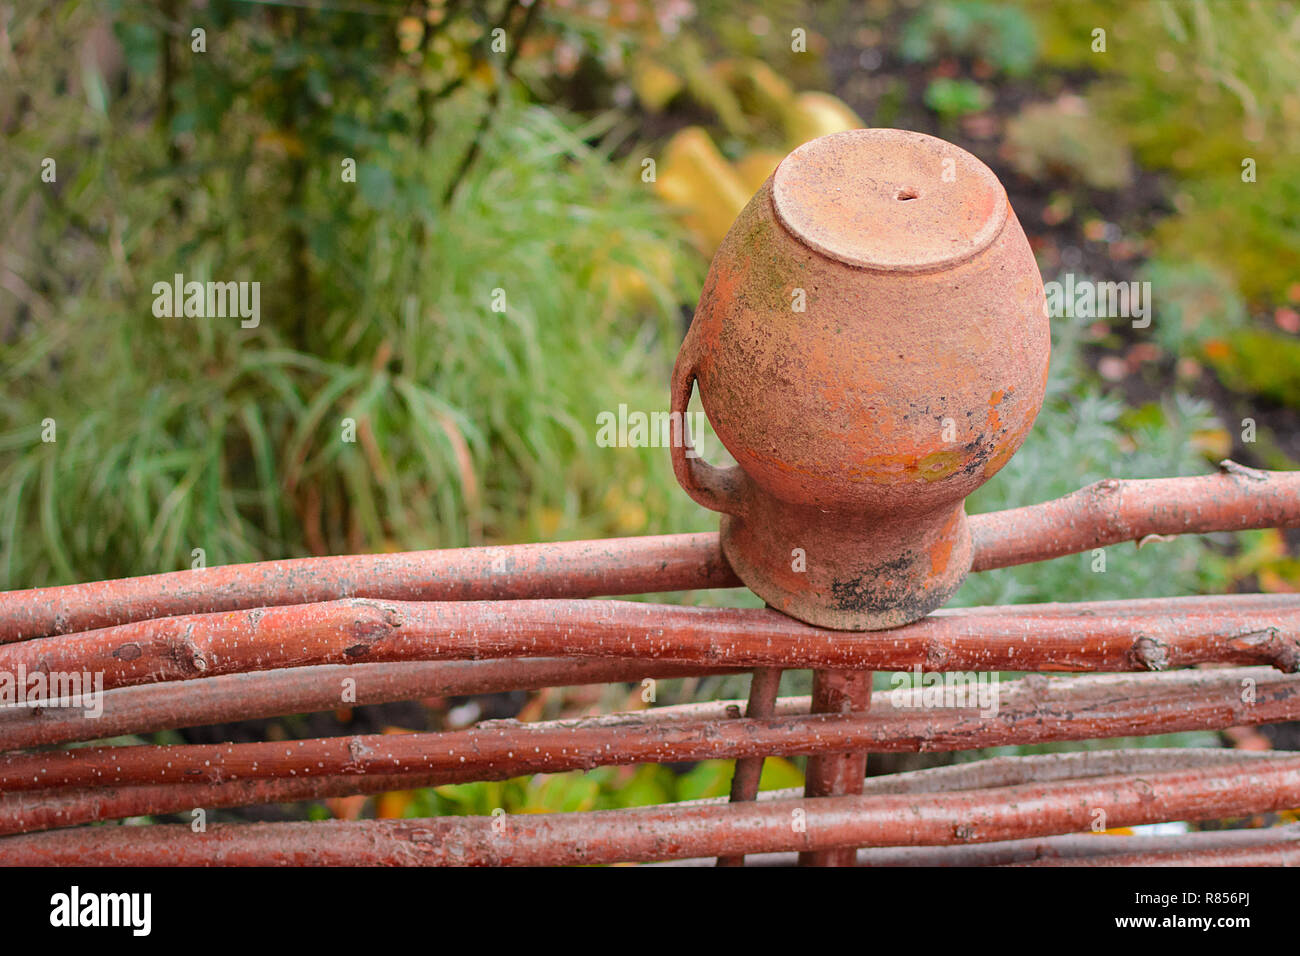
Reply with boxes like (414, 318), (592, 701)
(954, 306), (1225, 608)
(0, 4), (705, 586)
(1003, 95), (1132, 190)
(901, 1), (1039, 76)
(1204, 331), (1300, 409)
(1027, 0), (1300, 302)
(386, 757), (804, 818)
(923, 76), (992, 120)
(1137, 259), (1248, 357)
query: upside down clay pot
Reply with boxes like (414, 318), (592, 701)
(671, 128), (1050, 630)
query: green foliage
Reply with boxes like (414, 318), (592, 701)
(1003, 97), (1132, 190)
(1153, 174), (1300, 306)
(953, 309), (1225, 608)
(0, 4), (705, 587)
(1204, 331), (1300, 409)
(922, 77), (992, 120)
(2, 0), (1270, 828)
(400, 757), (804, 817)
(1137, 259), (1248, 357)
(1025, 0), (1300, 302)
(902, 1), (1039, 76)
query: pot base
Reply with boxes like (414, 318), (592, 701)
(719, 498), (973, 631)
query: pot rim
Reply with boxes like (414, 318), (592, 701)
(771, 127), (1010, 274)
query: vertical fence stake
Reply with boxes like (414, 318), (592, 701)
(799, 669), (874, 866)
(716, 667), (783, 867)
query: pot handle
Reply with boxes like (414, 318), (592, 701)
(670, 349), (747, 517)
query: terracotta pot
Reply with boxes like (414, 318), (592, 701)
(671, 128), (1049, 630)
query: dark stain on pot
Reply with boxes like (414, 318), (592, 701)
(956, 432), (998, 479)
(831, 576), (933, 622)
(829, 552), (914, 614)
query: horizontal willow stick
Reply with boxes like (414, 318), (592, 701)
(0, 656), (736, 751)
(970, 461), (1300, 571)
(1, 463), (1295, 642)
(1014, 843), (1300, 866)
(0, 595), (1295, 700)
(659, 822), (1300, 867)
(0, 532), (740, 643)
(2, 668), (1295, 799)
(6, 757), (1300, 866)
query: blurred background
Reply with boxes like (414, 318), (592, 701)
(3, 0), (1299, 821)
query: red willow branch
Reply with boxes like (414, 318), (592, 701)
(852, 746), (1281, 794)
(4, 747), (1279, 845)
(716, 667), (782, 867)
(1, 464), (1295, 644)
(0, 532), (740, 643)
(677, 745), (1283, 807)
(0, 695), (805, 835)
(0, 657), (737, 751)
(0, 701), (803, 838)
(2, 667), (1296, 797)
(800, 669), (872, 867)
(2, 597), (1293, 752)
(5, 757), (1300, 866)
(969, 461), (1300, 571)
(663, 823), (1300, 867)
(2, 595), (1296, 696)
(1016, 844), (1300, 866)
(0, 772), (460, 838)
